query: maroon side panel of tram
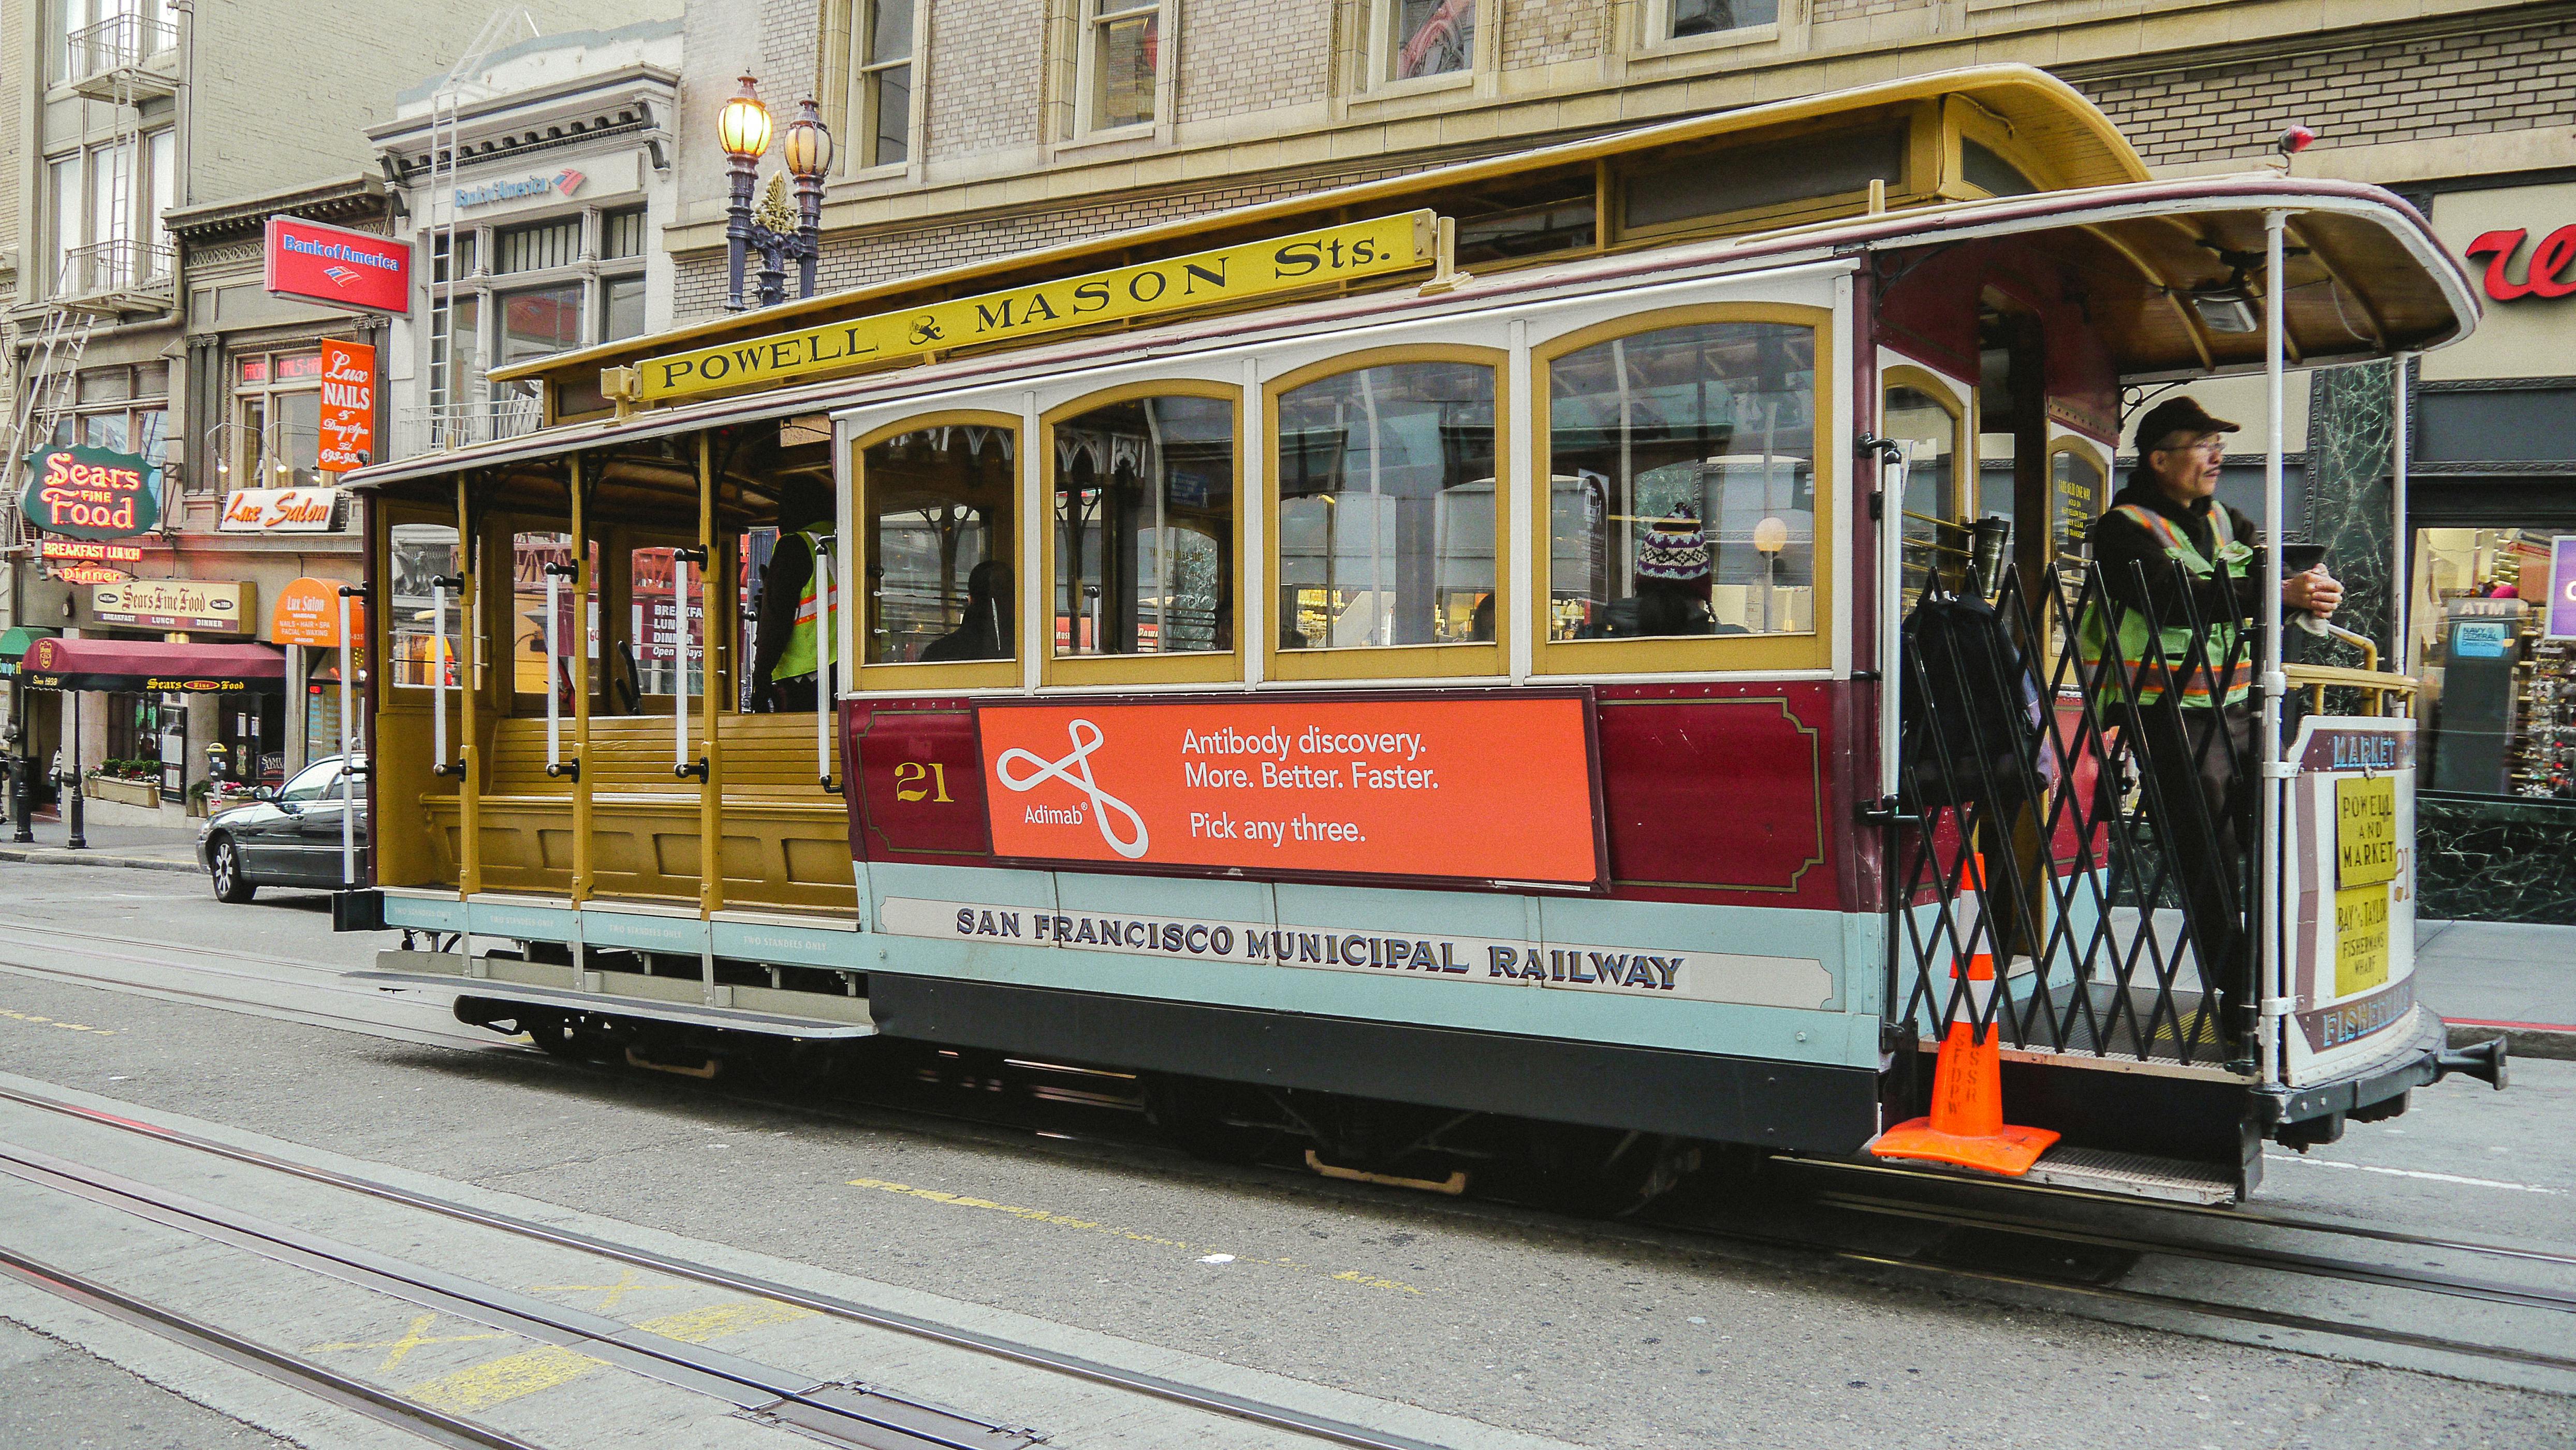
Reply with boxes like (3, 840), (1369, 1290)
(842, 684), (1858, 910)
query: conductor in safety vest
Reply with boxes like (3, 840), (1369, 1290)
(752, 478), (836, 712)
(2081, 396), (2342, 978)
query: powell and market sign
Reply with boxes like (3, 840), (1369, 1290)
(624, 211), (1438, 403)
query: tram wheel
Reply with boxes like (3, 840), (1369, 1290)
(1526, 1123), (1703, 1217)
(1143, 1076), (1284, 1165)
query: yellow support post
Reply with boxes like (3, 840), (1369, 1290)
(698, 433), (725, 917)
(456, 473), (481, 897)
(570, 454), (593, 903)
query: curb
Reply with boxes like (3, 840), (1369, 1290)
(2447, 1018), (2576, 1063)
(0, 847), (200, 875)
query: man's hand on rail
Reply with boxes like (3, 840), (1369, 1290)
(2286, 567), (2343, 618)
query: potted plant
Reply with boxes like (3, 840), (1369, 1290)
(85, 760), (162, 809)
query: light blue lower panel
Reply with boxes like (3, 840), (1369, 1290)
(579, 908), (710, 955)
(382, 893), (465, 933)
(712, 917), (870, 969)
(468, 900), (578, 943)
(867, 862), (1880, 1069)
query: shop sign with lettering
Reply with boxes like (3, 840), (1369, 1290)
(18, 445), (158, 540)
(219, 486), (341, 533)
(271, 575), (363, 648)
(38, 538), (143, 563)
(317, 341), (375, 471)
(264, 217), (408, 315)
(92, 579), (255, 633)
(50, 562), (130, 587)
(2461, 225), (2576, 301)
(2549, 535), (2576, 641)
(632, 211), (1436, 403)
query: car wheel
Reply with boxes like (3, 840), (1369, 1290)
(208, 836), (256, 903)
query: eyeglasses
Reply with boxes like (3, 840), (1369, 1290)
(2156, 436), (2228, 458)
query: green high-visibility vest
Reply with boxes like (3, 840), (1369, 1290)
(2076, 502), (2255, 709)
(771, 526), (837, 682)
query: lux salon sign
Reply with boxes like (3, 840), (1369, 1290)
(219, 486), (340, 533)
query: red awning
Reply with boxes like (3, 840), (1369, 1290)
(19, 636), (286, 694)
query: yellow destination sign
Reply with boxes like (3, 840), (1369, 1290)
(2333, 884), (2391, 996)
(2334, 774), (2398, 889)
(636, 210), (1439, 403)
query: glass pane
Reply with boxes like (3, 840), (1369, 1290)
(631, 546), (707, 697)
(499, 284), (582, 365)
(274, 352), (324, 382)
(599, 207), (647, 261)
(279, 760), (339, 803)
(2411, 527), (2573, 799)
(1883, 385), (1960, 610)
(133, 407), (166, 468)
(510, 533), (601, 702)
(1391, 0), (1474, 80)
(49, 157), (80, 283)
(1277, 361), (1496, 650)
(389, 524), (462, 689)
(1670, 0), (1775, 36)
(1092, 10), (1157, 129)
(2051, 449), (2105, 598)
(868, 0), (913, 64)
(279, 389), (322, 488)
(603, 276), (647, 342)
(1054, 395), (1234, 656)
(865, 425), (1018, 664)
(1977, 343), (2016, 542)
(81, 412), (127, 451)
(869, 63), (911, 165)
(495, 218), (580, 273)
(1546, 323), (1817, 640)
(146, 128), (173, 264)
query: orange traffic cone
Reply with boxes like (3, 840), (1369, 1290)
(1871, 859), (2060, 1176)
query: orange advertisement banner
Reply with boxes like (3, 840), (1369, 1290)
(976, 696), (1602, 886)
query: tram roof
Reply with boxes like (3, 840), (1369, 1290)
(486, 65), (2143, 397)
(352, 168), (2476, 493)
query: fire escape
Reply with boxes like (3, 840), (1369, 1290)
(1, 10), (181, 549)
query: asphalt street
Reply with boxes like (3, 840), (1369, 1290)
(0, 865), (2568, 1449)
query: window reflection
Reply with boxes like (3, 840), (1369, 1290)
(1276, 360), (1497, 651)
(389, 523), (461, 688)
(866, 425), (1017, 664)
(629, 546), (705, 697)
(510, 532), (598, 703)
(1055, 395), (1233, 656)
(1548, 322), (1816, 640)
(1884, 384), (1963, 610)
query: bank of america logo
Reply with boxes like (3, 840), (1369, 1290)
(553, 168), (586, 197)
(323, 266), (360, 286)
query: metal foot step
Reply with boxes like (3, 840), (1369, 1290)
(2016, 1145), (2238, 1205)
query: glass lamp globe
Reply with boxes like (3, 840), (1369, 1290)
(716, 76), (773, 162)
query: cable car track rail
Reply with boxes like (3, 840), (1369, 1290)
(0, 1082), (1455, 1450)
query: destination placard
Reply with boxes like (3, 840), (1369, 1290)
(633, 211), (1436, 402)
(876, 896), (1834, 1010)
(2335, 774), (2398, 888)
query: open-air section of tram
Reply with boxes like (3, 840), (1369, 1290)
(336, 62), (2507, 1213)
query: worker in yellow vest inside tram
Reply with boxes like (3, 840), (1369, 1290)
(2079, 396), (2342, 982)
(752, 477), (837, 713)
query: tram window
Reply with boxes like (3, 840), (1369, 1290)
(1547, 322), (1816, 639)
(509, 532), (598, 703)
(1053, 395), (1234, 657)
(863, 424), (1018, 665)
(1882, 384), (1963, 607)
(1276, 360), (1497, 651)
(388, 523), (462, 690)
(628, 547), (706, 698)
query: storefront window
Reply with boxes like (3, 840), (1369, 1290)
(630, 545), (707, 698)
(1277, 360), (1496, 650)
(511, 532), (600, 703)
(1383, 0), (1475, 82)
(235, 349), (325, 489)
(2411, 527), (2576, 799)
(603, 276), (647, 343)
(864, 425), (1017, 665)
(499, 284), (582, 367)
(1547, 322), (1816, 639)
(1052, 395), (1234, 656)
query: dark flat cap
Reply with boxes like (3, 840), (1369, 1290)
(2134, 396), (2241, 453)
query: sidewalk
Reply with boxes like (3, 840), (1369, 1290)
(0, 817), (201, 874)
(2416, 918), (2576, 1062)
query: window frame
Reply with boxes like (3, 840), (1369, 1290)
(1072, 0), (1165, 140)
(1882, 362), (1973, 611)
(1528, 303), (1836, 677)
(1041, 379), (1248, 689)
(1263, 343), (1513, 684)
(851, 0), (921, 172)
(851, 409), (1027, 693)
(1359, 0), (1489, 99)
(1638, 0), (1781, 55)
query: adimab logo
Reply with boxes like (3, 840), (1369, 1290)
(996, 718), (1148, 858)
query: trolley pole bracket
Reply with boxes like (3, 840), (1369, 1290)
(674, 758), (709, 781)
(1858, 795), (1920, 828)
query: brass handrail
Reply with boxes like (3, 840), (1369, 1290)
(2285, 619), (2414, 716)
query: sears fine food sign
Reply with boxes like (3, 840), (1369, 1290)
(264, 218), (408, 315)
(2550, 534), (2576, 641)
(19, 445), (158, 540)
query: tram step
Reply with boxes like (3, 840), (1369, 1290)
(2017, 1146), (2237, 1206)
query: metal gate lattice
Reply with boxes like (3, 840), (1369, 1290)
(1888, 557), (2258, 1073)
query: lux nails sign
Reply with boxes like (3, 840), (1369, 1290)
(2462, 226), (2576, 301)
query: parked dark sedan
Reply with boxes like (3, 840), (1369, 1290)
(197, 755), (371, 902)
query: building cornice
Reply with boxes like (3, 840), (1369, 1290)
(166, 176), (388, 244)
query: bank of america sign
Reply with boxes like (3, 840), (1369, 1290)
(456, 168), (586, 210)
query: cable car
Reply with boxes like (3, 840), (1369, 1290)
(344, 65), (2505, 1206)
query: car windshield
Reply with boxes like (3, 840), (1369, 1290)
(279, 761), (340, 804)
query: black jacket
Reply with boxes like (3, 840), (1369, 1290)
(2088, 479), (2265, 629)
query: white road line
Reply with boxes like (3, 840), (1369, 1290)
(2264, 1153), (2564, 1194)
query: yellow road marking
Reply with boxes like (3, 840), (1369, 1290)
(845, 1176), (1426, 1296)
(0, 1006), (115, 1035)
(528, 1267), (672, 1312)
(306, 1313), (507, 1372)
(403, 1298), (813, 1413)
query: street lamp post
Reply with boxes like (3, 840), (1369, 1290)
(721, 77), (834, 312)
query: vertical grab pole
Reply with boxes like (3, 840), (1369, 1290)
(1879, 448), (1908, 792)
(672, 546), (694, 775)
(339, 586), (358, 886)
(694, 431), (723, 919)
(455, 472), (482, 899)
(544, 564), (563, 773)
(2390, 351), (2412, 685)
(430, 578), (451, 773)
(2257, 211), (2290, 1088)
(569, 455), (592, 901)
(816, 532), (838, 791)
